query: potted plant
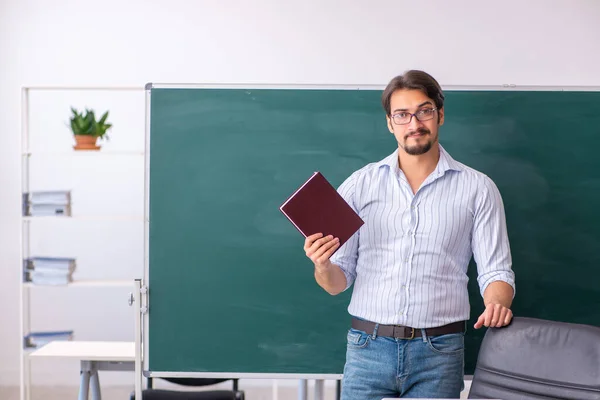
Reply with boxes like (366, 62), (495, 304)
(69, 107), (112, 150)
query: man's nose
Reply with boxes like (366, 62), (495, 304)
(407, 114), (424, 130)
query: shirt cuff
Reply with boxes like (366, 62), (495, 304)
(332, 260), (355, 292)
(478, 272), (516, 299)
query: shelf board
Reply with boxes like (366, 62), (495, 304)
(22, 215), (145, 222)
(22, 150), (145, 156)
(23, 280), (135, 288)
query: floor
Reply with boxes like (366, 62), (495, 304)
(0, 385), (327, 400)
(0, 382), (472, 399)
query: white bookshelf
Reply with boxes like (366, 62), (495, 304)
(19, 86), (145, 400)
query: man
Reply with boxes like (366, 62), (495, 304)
(303, 70), (516, 399)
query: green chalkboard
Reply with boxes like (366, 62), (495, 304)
(146, 85), (600, 377)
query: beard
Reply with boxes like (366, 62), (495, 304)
(402, 127), (434, 155)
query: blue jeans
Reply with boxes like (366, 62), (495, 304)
(341, 327), (465, 399)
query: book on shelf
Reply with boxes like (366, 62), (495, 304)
(25, 191), (71, 204)
(24, 257), (76, 270)
(22, 190), (72, 216)
(24, 330), (74, 349)
(23, 257), (76, 285)
(25, 203), (72, 217)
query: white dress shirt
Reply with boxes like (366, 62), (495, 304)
(330, 144), (516, 328)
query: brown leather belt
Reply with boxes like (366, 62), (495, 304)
(352, 317), (466, 339)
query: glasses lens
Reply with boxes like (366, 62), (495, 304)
(417, 109), (435, 121)
(393, 113), (410, 125)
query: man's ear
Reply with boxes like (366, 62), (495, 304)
(386, 116), (394, 133)
(438, 107), (445, 126)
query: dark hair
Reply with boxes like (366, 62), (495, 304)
(381, 70), (445, 116)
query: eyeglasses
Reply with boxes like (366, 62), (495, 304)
(391, 108), (437, 125)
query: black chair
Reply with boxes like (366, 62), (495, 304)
(131, 377), (244, 400)
(468, 316), (600, 399)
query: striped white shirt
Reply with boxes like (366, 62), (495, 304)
(330, 144), (516, 328)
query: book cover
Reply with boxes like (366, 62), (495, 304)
(280, 171), (364, 251)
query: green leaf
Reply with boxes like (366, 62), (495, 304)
(75, 119), (85, 132)
(87, 119), (96, 135)
(70, 119), (80, 134)
(98, 111), (109, 125)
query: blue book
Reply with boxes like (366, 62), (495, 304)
(24, 330), (74, 348)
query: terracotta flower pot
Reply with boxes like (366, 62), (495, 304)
(73, 135), (101, 150)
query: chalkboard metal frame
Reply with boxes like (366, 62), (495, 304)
(142, 83), (600, 379)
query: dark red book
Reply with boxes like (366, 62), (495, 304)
(279, 172), (364, 250)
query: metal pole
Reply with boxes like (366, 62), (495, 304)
(314, 379), (325, 400)
(298, 379), (308, 400)
(134, 280), (143, 399)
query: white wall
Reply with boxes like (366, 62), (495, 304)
(1, 0), (599, 388)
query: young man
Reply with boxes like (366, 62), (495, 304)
(304, 70), (516, 399)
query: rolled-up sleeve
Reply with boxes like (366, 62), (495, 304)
(329, 171), (361, 291)
(472, 175), (516, 298)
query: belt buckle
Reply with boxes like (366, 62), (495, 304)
(394, 325), (415, 340)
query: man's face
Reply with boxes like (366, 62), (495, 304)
(386, 89), (444, 156)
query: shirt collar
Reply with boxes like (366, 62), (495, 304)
(376, 143), (464, 174)
(437, 144), (464, 173)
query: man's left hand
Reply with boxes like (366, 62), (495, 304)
(474, 303), (513, 329)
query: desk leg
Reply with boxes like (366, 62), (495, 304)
(314, 379), (324, 400)
(298, 379), (308, 400)
(90, 364), (102, 400)
(80, 360), (103, 400)
(79, 366), (90, 400)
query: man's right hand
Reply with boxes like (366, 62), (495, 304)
(305, 233), (348, 295)
(304, 233), (340, 272)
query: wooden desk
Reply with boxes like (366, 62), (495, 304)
(30, 341), (135, 400)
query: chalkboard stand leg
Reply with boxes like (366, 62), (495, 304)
(336, 379), (341, 400)
(315, 379), (324, 400)
(298, 379), (308, 400)
(133, 279), (143, 400)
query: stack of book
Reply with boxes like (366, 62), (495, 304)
(23, 257), (76, 285)
(22, 190), (72, 216)
(24, 330), (74, 349)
